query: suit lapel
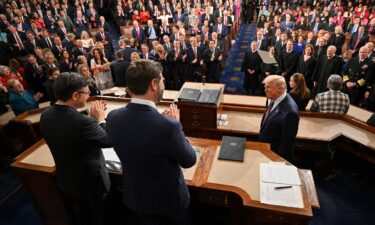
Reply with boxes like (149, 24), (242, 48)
(261, 105), (280, 130)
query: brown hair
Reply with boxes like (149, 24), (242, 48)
(290, 73), (310, 99)
(303, 44), (314, 56)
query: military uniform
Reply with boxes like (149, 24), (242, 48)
(343, 57), (374, 105)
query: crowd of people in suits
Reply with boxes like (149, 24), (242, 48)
(241, 0), (375, 112)
(0, 0), (242, 116)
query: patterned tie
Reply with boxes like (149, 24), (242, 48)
(263, 101), (274, 125)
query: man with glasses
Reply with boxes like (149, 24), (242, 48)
(40, 73), (111, 225)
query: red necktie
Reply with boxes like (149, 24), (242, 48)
(263, 101), (274, 125)
(194, 47), (197, 59)
(137, 28), (140, 37)
(354, 33), (362, 49)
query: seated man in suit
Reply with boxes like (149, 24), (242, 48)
(310, 74), (350, 114)
(40, 74), (111, 225)
(106, 60), (196, 225)
(259, 75), (299, 161)
(347, 26), (369, 56)
(140, 43), (156, 60)
(281, 14), (294, 34)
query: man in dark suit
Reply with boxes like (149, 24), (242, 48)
(24, 54), (46, 94)
(241, 41), (262, 95)
(6, 25), (27, 56)
(95, 25), (113, 53)
(40, 74), (111, 225)
(106, 60), (196, 225)
(204, 39), (223, 83)
(274, 33), (287, 60)
(186, 36), (203, 81)
(212, 17), (229, 41)
(120, 38), (138, 62)
(254, 30), (269, 51)
(72, 39), (88, 60)
(110, 51), (130, 87)
(24, 31), (43, 55)
(140, 44), (156, 60)
(56, 20), (70, 40)
(159, 19), (171, 39)
(310, 17), (324, 34)
(132, 20), (146, 44)
(168, 40), (185, 89)
(40, 28), (55, 49)
(348, 26), (369, 56)
(259, 75), (299, 161)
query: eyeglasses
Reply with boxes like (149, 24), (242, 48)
(77, 90), (90, 95)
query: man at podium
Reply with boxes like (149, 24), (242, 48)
(106, 60), (196, 225)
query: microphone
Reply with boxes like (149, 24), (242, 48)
(194, 72), (206, 85)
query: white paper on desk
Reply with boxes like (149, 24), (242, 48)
(260, 163), (301, 185)
(102, 148), (120, 163)
(260, 182), (304, 208)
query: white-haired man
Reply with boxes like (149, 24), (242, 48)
(259, 75), (299, 161)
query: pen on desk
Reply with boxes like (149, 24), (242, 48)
(274, 185), (293, 190)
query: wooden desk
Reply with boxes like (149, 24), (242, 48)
(8, 96), (375, 163)
(11, 137), (317, 225)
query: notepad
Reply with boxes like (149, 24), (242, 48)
(259, 163), (303, 208)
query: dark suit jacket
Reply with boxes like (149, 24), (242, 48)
(132, 27), (146, 43)
(348, 32), (369, 51)
(106, 103), (196, 213)
(40, 104), (111, 198)
(95, 31), (112, 47)
(110, 59), (130, 86)
(259, 94), (299, 160)
(121, 46), (138, 62)
(23, 39), (43, 55)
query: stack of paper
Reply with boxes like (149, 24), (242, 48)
(260, 163), (304, 208)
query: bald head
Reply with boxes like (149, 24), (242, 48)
(365, 42), (374, 53)
(327, 45), (336, 58)
(359, 46), (369, 60)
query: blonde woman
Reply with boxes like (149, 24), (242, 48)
(130, 52), (141, 63)
(80, 31), (95, 48)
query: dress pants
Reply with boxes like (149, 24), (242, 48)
(61, 191), (107, 225)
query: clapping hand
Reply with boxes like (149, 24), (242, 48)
(162, 104), (180, 121)
(34, 92), (44, 102)
(90, 100), (106, 122)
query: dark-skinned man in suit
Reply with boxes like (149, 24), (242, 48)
(259, 75), (300, 161)
(106, 60), (196, 225)
(40, 74), (111, 225)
